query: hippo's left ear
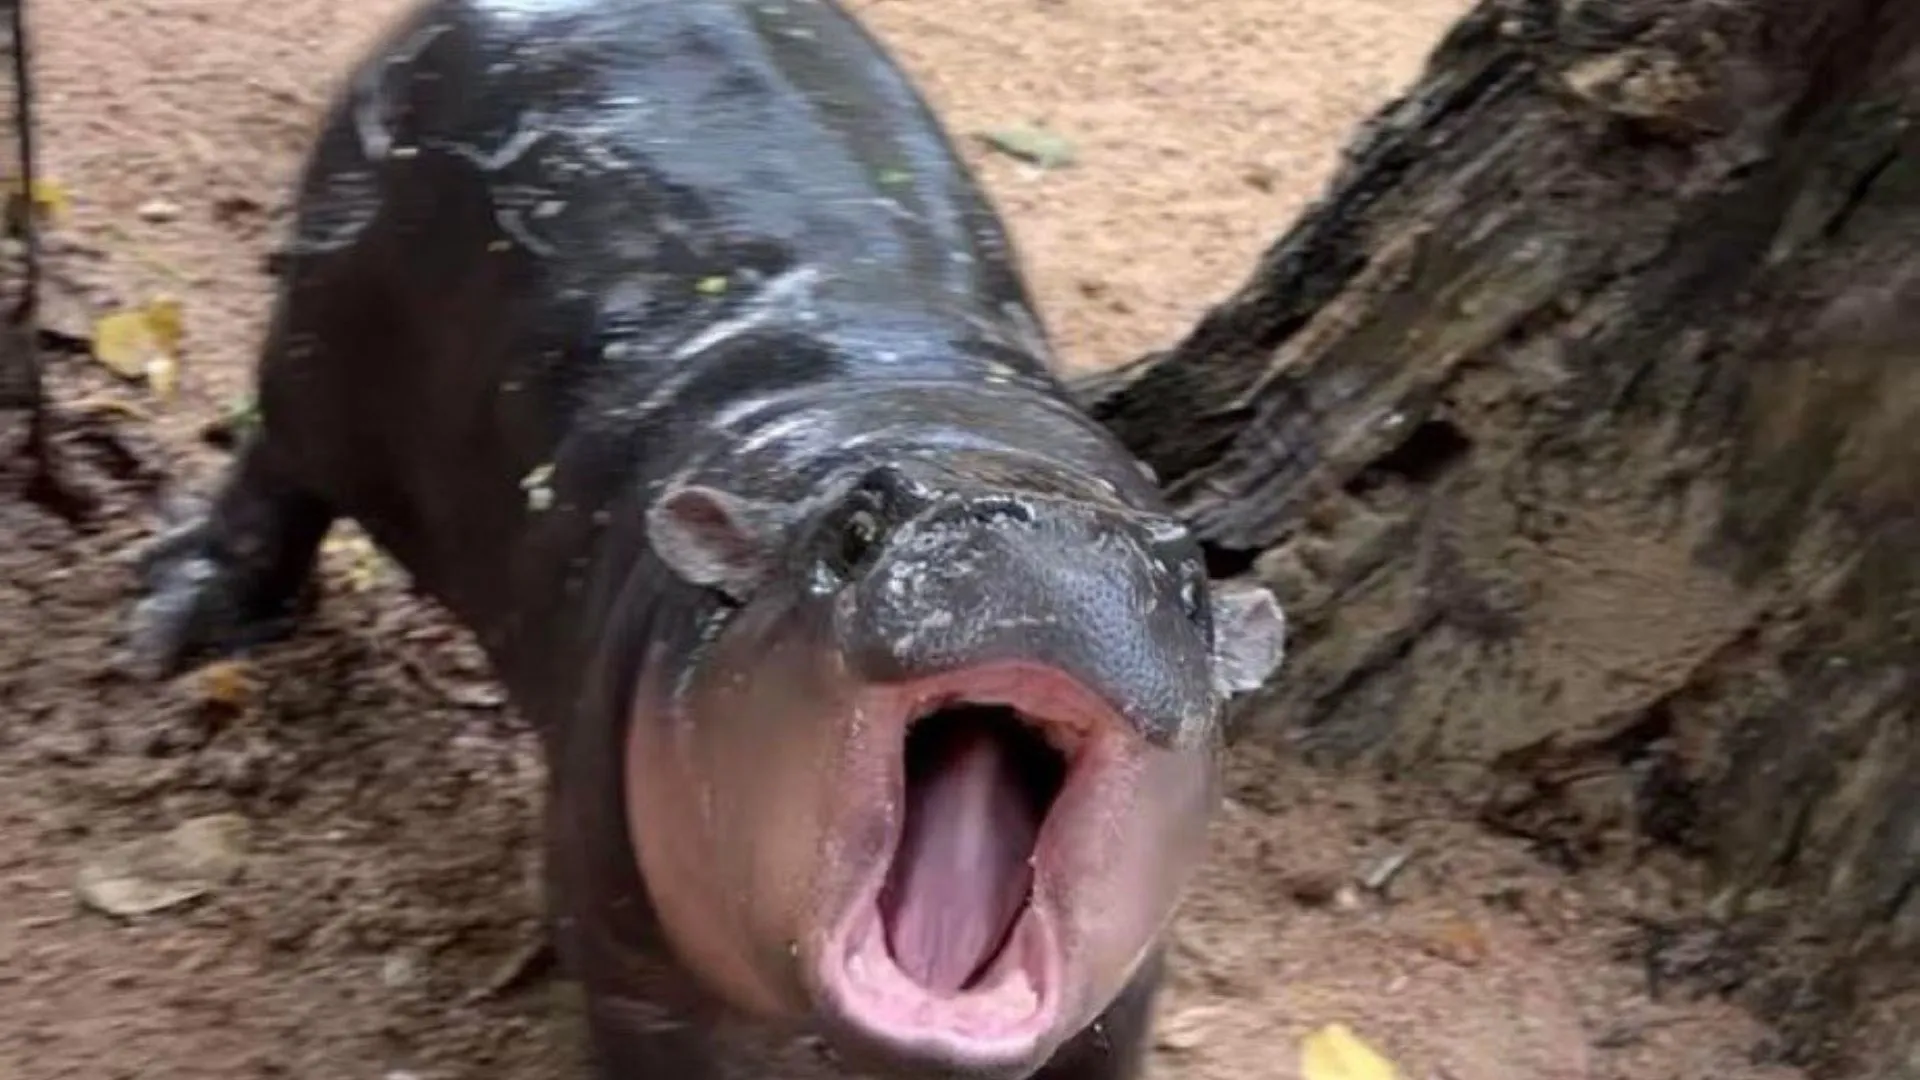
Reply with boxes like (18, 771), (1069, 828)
(646, 482), (793, 601)
(1206, 579), (1287, 696)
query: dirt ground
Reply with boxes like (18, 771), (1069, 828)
(0, 0), (1825, 1078)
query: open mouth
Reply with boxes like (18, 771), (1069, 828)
(824, 667), (1104, 1060)
(879, 703), (1069, 994)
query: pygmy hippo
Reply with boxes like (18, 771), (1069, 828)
(125, 0), (1287, 1077)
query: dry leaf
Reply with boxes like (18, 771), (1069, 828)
(191, 659), (257, 712)
(1155, 1004), (1230, 1052)
(1300, 1023), (1401, 1080)
(1418, 915), (1492, 967)
(976, 124), (1078, 169)
(137, 198), (182, 223)
(65, 395), (153, 422)
(92, 297), (185, 397)
(74, 813), (252, 918)
(3, 175), (71, 220)
(324, 528), (387, 592)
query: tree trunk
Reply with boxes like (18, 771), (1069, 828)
(0, 0), (94, 522)
(1076, 0), (1918, 1074)
(0, 0), (39, 413)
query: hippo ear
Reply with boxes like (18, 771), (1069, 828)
(1206, 579), (1287, 696)
(646, 483), (790, 601)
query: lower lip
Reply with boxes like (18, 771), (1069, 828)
(837, 895), (1059, 1030)
(813, 665), (1105, 1060)
(831, 894), (1060, 1049)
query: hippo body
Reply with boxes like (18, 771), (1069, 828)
(127, 1), (1286, 1077)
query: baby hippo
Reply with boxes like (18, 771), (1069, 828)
(125, 0), (1288, 1077)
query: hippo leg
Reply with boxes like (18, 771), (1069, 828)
(125, 427), (335, 680)
(1035, 949), (1166, 1080)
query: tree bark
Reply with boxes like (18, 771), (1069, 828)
(1, 0), (94, 522)
(1076, 0), (1918, 1073)
(0, 0), (39, 413)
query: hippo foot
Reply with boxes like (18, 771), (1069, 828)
(123, 451), (335, 681)
(123, 517), (317, 681)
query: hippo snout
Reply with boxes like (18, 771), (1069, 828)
(835, 501), (1220, 746)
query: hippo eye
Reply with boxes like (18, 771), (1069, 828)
(830, 506), (884, 579)
(1179, 577), (1204, 622)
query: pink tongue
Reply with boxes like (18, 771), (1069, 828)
(882, 726), (1040, 993)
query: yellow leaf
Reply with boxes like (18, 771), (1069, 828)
(142, 296), (185, 352)
(323, 529), (386, 592)
(28, 177), (70, 218)
(91, 298), (186, 394)
(1300, 1023), (1401, 1080)
(91, 312), (153, 380)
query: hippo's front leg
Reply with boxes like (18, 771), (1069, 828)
(583, 1010), (717, 1080)
(1034, 951), (1165, 1080)
(124, 424), (336, 680)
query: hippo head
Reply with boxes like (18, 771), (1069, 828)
(628, 450), (1285, 1078)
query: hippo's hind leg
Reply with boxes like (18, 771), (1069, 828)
(125, 423), (336, 680)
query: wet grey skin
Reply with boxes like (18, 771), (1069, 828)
(123, 1), (1286, 1078)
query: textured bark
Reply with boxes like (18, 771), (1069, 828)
(1076, 0), (1919, 1074)
(0, 0), (38, 412)
(0, 0), (94, 522)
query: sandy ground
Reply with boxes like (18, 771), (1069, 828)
(0, 0), (1821, 1078)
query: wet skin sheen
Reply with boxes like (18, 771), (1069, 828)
(123, 1), (1287, 1078)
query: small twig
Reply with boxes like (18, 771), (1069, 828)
(1360, 850), (1412, 894)
(463, 933), (558, 1004)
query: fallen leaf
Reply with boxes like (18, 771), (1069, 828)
(92, 297), (185, 397)
(74, 813), (252, 918)
(29, 178), (71, 218)
(1155, 1004), (1230, 1052)
(65, 395), (153, 422)
(201, 395), (261, 449)
(3, 175), (71, 222)
(137, 198), (181, 223)
(1300, 1023), (1401, 1080)
(1417, 914), (1492, 967)
(191, 659), (258, 712)
(323, 528), (388, 592)
(976, 124), (1078, 169)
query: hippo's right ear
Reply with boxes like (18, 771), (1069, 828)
(646, 483), (792, 601)
(1207, 579), (1287, 697)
